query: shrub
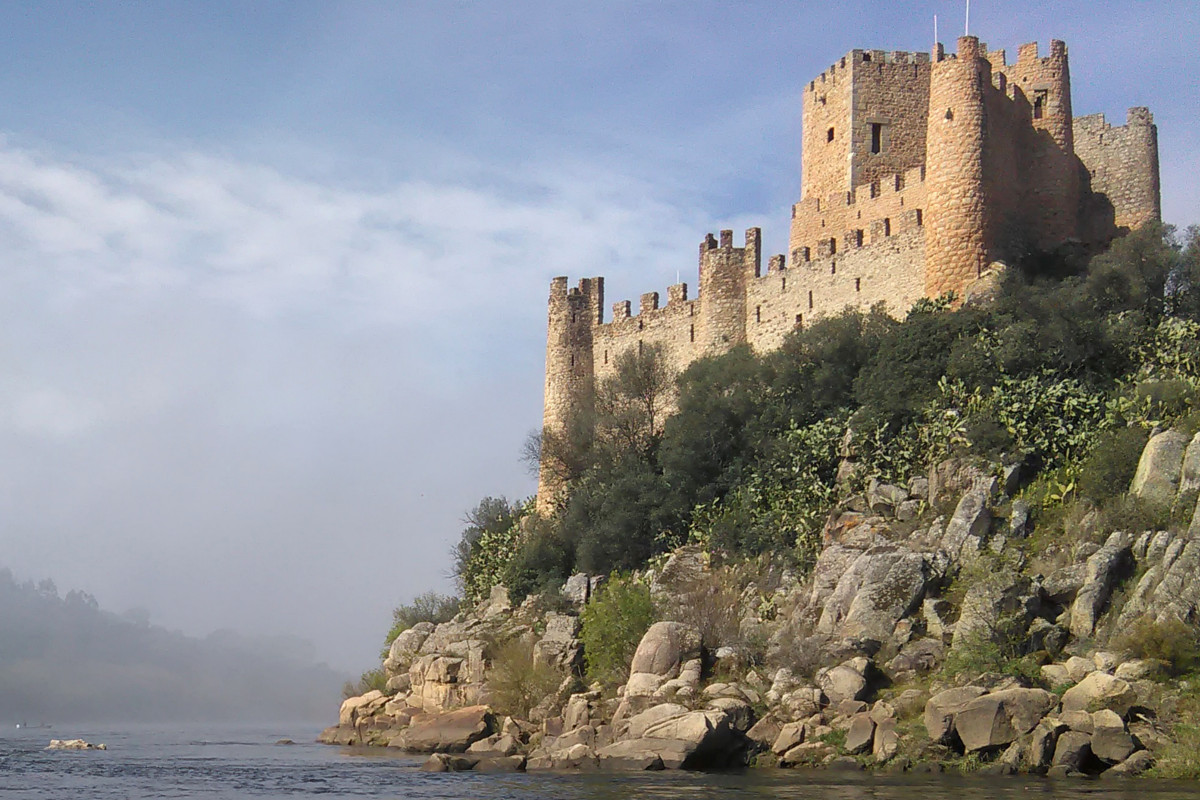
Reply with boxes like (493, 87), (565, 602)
(579, 573), (657, 686)
(342, 667), (388, 699)
(486, 637), (564, 719)
(659, 571), (743, 653)
(1114, 618), (1200, 676)
(502, 518), (574, 603)
(1077, 426), (1150, 503)
(564, 454), (678, 575)
(453, 497), (524, 603)
(1097, 494), (1171, 535)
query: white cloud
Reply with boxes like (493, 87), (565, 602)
(0, 141), (720, 329)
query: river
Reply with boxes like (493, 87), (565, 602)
(0, 723), (1196, 799)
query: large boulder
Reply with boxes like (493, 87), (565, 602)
(1061, 673), (1137, 717)
(1069, 533), (1134, 638)
(953, 688), (1057, 752)
(339, 691), (385, 726)
(390, 705), (494, 753)
(1181, 432), (1200, 495)
(385, 622), (436, 672)
(941, 475), (996, 558)
(624, 703), (689, 739)
(601, 708), (743, 770)
(817, 658), (871, 705)
(1118, 535), (1200, 627)
(629, 622), (702, 678)
(1091, 709), (1137, 764)
(1131, 430), (1189, 507)
(595, 739), (676, 770)
(816, 546), (928, 640)
(844, 713), (876, 755)
(951, 575), (1040, 652)
(924, 686), (987, 745)
(1052, 730), (1093, 771)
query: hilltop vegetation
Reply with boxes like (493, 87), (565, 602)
(452, 223), (1200, 602)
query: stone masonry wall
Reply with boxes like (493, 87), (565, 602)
(747, 227), (925, 353)
(1075, 108), (1161, 234)
(801, 54), (854, 204)
(846, 50), (931, 192)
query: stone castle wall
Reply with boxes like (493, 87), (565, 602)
(536, 34), (1162, 510)
(1074, 108), (1161, 234)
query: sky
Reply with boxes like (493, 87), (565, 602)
(0, 1), (1195, 673)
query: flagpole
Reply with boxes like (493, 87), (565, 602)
(965, 0), (970, 36)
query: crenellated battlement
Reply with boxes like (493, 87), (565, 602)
(806, 48), (930, 92)
(537, 32), (1162, 512)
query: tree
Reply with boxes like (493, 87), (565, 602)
(594, 343), (673, 456)
(452, 497), (522, 601)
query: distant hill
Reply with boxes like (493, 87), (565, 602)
(0, 567), (344, 723)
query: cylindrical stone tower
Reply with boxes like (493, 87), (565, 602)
(924, 36), (990, 299)
(536, 276), (601, 512)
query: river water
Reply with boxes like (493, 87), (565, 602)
(1, 723), (1198, 799)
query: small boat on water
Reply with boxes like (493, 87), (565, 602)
(15, 722), (52, 730)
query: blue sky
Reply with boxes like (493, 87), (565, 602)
(0, 1), (1195, 673)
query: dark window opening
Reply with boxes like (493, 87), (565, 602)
(803, 247), (811, 262)
(829, 238), (837, 254)
(856, 277), (862, 292)
(570, 354), (575, 368)
(781, 277), (787, 292)
(831, 261), (836, 275)
(795, 314), (803, 328)
(827, 127), (835, 142)
(854, 230), (864, 247)
(638, 320), (644, 331)
(1033, 90), (1048, 120)
(755, 305), (761, 323)
(571, 313), (576, 324)
(884, 218), (892, 236)
(689, 324), (695, 343)
(604, 350), (608, 365)
(945, 108), (954, 120)
(863, 52), (872, 62)
(871, 123), (884, 154)
(915, 209), (924, 226)
(638, 340), (643, 355)
(808, 291), (814, 310)
(870, 182), (878, 198)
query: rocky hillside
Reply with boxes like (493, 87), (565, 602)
(321, 427), (1200, 778)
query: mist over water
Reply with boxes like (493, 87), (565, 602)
(0, 568), (343, 724)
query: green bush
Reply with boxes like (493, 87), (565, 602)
(1097, 494), (1171, 534)
(453, 497), (525, 603)
(342, 667), (388, 699)
(1114, 618), (1200, 676)
(579, 574), (657, 686)
(1078, 426), (1150, 503)
(486, 637), (565, 719)
(501, 518), (574, 603)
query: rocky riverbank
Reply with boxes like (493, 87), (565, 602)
(321, 428), (1200, 778)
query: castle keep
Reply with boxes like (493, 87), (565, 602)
(538, 35), (1161, 509)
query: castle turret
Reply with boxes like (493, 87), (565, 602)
(1009, 39), (1079, 249)
(537, 276), (602, 512)
(697, 229), (757, 353)
(924, 36), (990, 298)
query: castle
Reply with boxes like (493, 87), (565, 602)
(537, 35), (1161, 510)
